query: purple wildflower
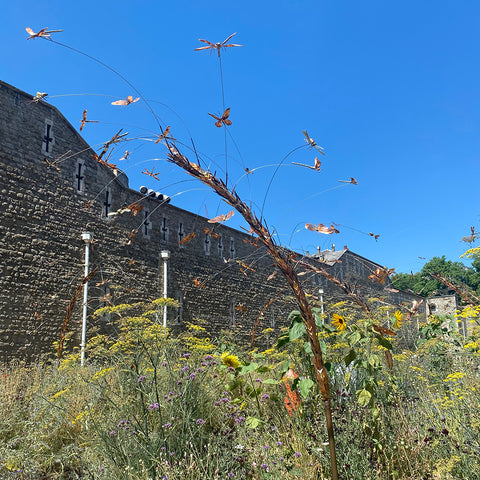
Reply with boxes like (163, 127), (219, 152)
(161, 361), (168, 367)
(294, 452), (302, 458)
(147, 402), (159, 410)
(196, 418), (206, 425)
(182, 353), (191, 358)
(163, 423), (172, 428)
(137, 375), (146, 383)
(182, 365), (189, 372)
(260, 393), (270, 401)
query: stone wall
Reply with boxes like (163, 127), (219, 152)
(0, 80), (424, 362)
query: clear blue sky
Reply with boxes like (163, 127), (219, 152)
(3, 0), (480, 273)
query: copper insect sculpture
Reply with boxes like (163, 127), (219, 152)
(124, 229), (137, 246)
(384, 287), (399, 293)
(203, 227), (220, 239)
(119, 150), (130, 161)
(305, 223), (339, 234)
(242, 237), (260, 248)
(108, 202), (143, 217)
(111, 95), (139, 106)
(79, 109), (98, 131)
(42, 157), (61, 172)
(92, 153), (117, 171)
(292, 157), (321, 171)
(208, 210), (235, 223)
(142, 167), (160, 181)
(405, 300), (423, 320)
(369, 232), (380, 240)
(338, 177), (358, 185)
(373, 324), (396, 336)
(155, 126), (174, 144)
(245, 167), (253, 174)
(237, 260), (256, 276)
(267, 271), (278, 281)
(462, 226), (478, 243)
(179, 232), (196, 246)
(193, 278), (206, 288)
(302, 130), (325, 154)
(94, 129), (128, 166)
(194, 32), (243, 57)
(32, 92), (48, 102)
(26, 27), (62, 40)
(208, 108), (232, 127)
(368, 267), (395, 285)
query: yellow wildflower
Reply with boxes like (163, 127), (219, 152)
(332, 313), (347, 332)
(393, 310), (403, 328)
(221, 353), (240, 369)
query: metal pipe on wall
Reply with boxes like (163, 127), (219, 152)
(80, 232), (93, 366)
(161, 250), (170, 328)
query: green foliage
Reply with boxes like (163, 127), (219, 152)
(395, 255), (480, 297)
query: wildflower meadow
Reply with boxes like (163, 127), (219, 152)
(1, 297), (479, 479)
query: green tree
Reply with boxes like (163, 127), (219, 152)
(394, 255), (480, 298)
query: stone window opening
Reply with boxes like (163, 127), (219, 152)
(178, 223), (185, 245)
(229, 238), (235, 259)
(161, 217), (168, 242)
(102, 189), (112, 218)
(218, 235), (223, 257)
(75, 159), (85, 194)
(204, 233), (211, 255)
(143, 210), (152, 238)
(41, 119), (55, 156)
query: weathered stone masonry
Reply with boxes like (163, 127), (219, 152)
(0, 80), (424, 362)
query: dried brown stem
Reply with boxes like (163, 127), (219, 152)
(57, 267), (98, 360)
(430, 273), (480, 305)
(165, 147), (339, 479)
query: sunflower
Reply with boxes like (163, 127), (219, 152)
(221, 353), (240, 369)
(331, 313), (347, 332)
(393, 310), (403, 329)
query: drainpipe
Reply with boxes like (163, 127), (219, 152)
(80, 232), (93, 366)
(160, 250), (170, 328)
(319, 288), (324, 321)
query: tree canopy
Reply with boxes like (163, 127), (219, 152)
(393, 255), (480, 298)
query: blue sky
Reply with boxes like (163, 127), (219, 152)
(3, 0), (480, 273)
